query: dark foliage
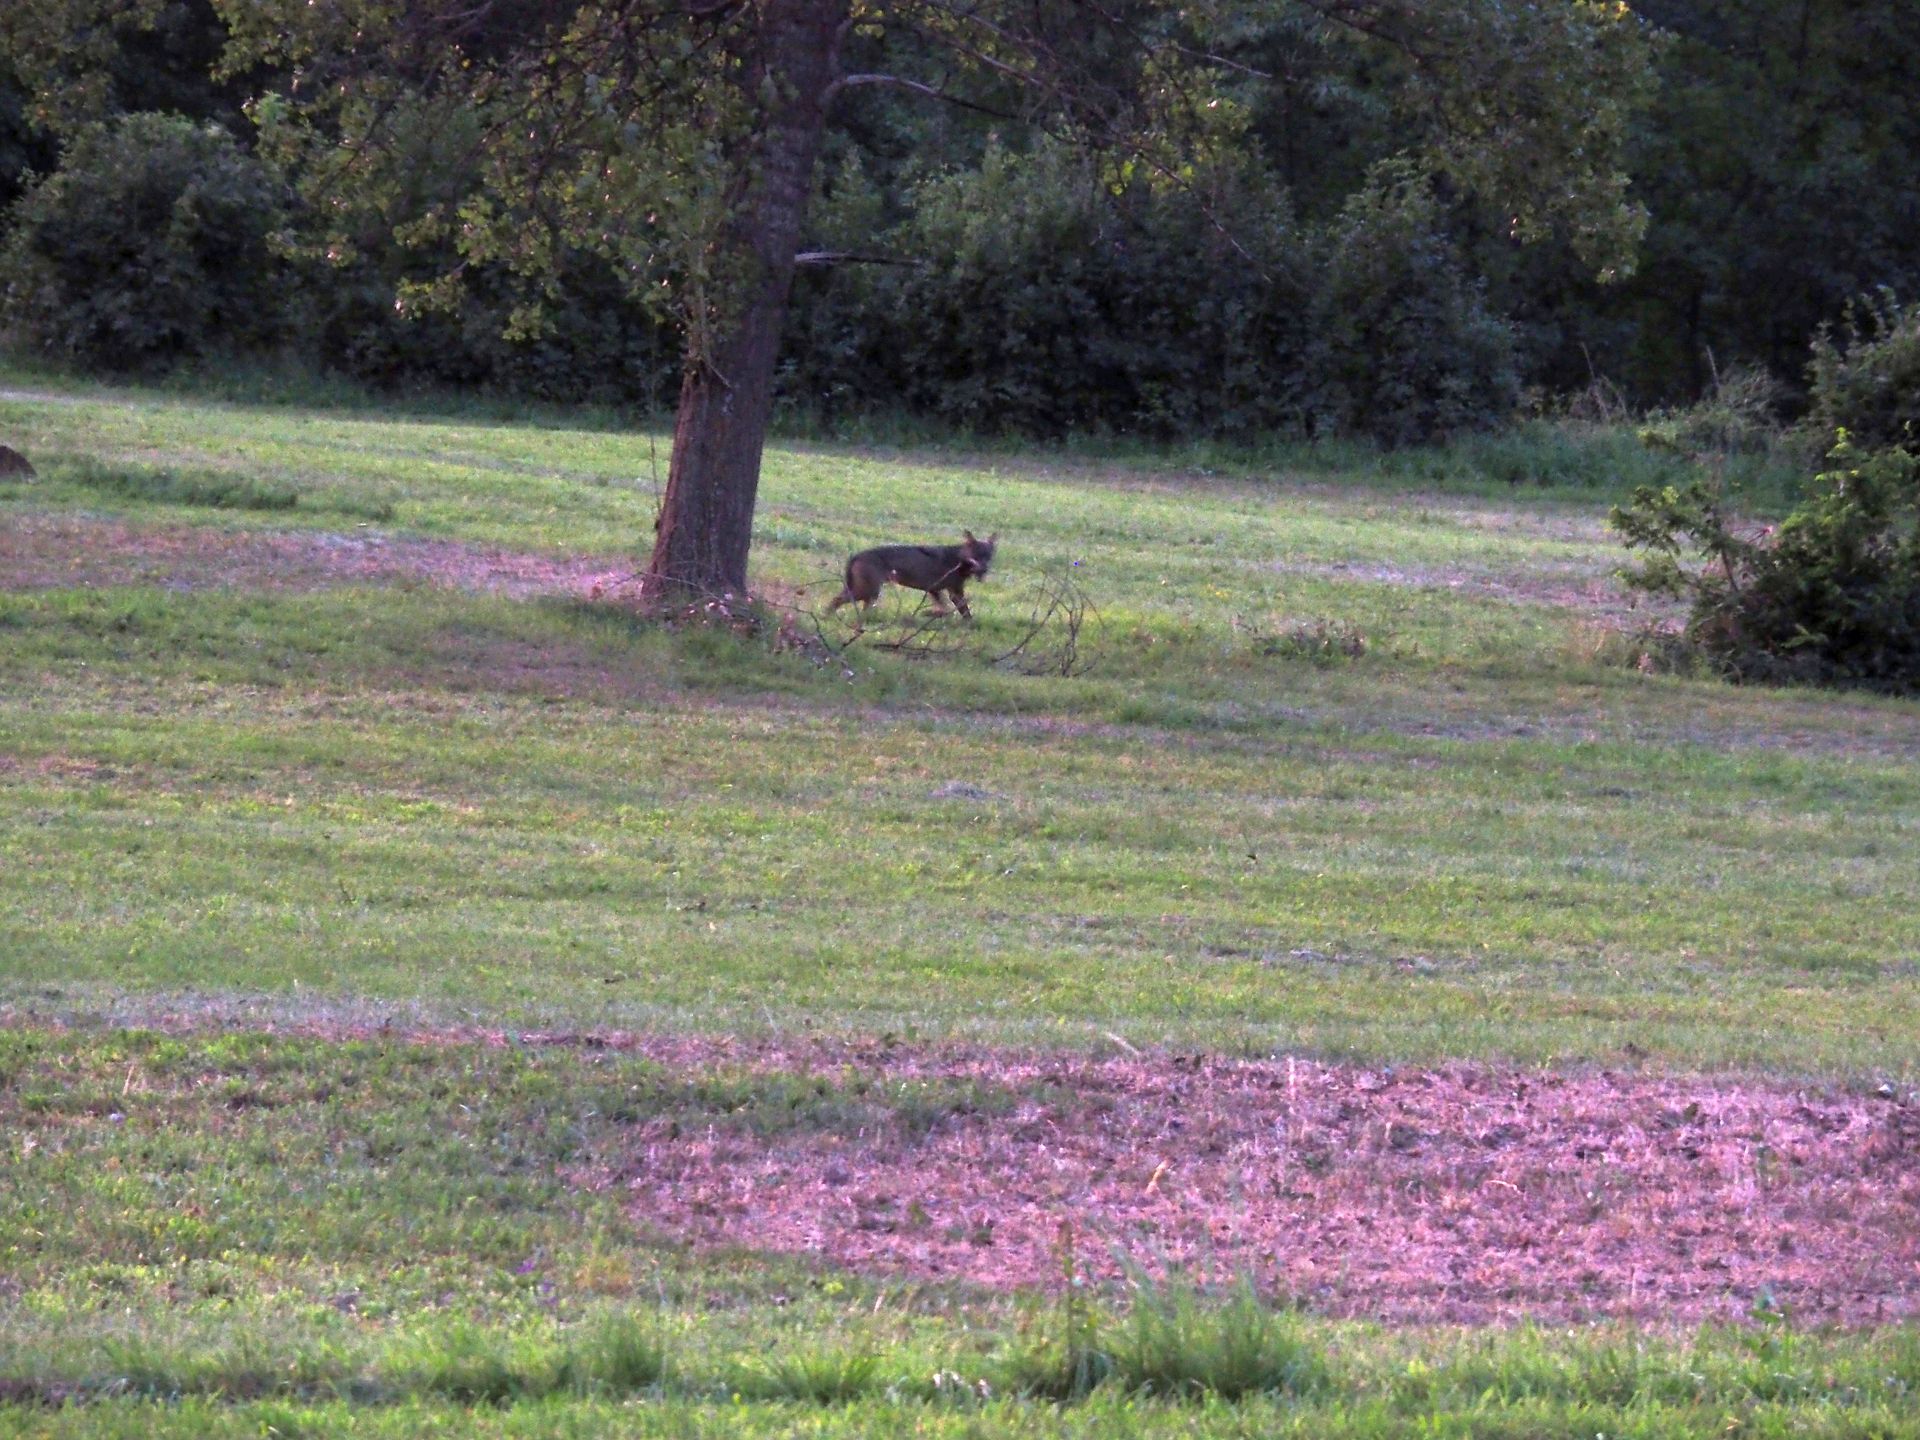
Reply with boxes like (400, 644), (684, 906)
(1311, 161), (1518, 446)
(0, 63), (56, 215)
(2, 1), (1918, 445)
(1805, 292), (1920, 455)
(1508, 0), (1920, 405)
(782, 144), (1512, 445)
(302, 247), (676, 407)
(0, 114), (286, 370)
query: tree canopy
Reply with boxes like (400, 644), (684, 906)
(3, 3), (1917, 596)
(185, 0), (1652, 591)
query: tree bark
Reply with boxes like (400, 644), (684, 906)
(642, 0), (848, 600)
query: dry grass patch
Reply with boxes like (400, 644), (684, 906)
(551, 1034), (1920, 1326)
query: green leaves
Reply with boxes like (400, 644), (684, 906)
(0, 113), (288, 369)
(1612, 430), (1920, 690)
(1807, 291), (1920, 456)
(1203, 0), (1656, 277)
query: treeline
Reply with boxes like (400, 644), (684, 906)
(1, 0), (1917, 445)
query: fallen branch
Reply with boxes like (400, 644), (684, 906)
(992, 567), (1100, 676)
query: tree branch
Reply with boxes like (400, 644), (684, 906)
(828, 70), (1021, 120)
(793, 249), (921, 267)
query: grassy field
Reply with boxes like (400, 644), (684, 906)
(3, 373), (1917, 1436)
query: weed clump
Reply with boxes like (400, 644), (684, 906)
(1254, 616), (1370, 664)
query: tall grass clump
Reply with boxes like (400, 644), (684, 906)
(997, 1247), (1114, 1402)
(36, 453), (397, 520)
(560, 1309), (671, 1397)
(55, 455), (300, 512)
(733, 1345), (888, 1404)
(998, 1320), (1114, 1402)
(1108, 1282), (1327, 1401)
(378, 1319), (565, 1405)
(28, 1326), (361, 1404)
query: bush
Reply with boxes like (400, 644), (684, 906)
(1629, 364), (1808, 505)
(787, 139), (1324, 441)
(879, 139), (1220, 438)
(0, 114), (288, 370)
(786, 143), (1515, 446)
(1311, 159), (1520, 445)
(303, 241), (676, 404)
(1612, 433), (1920, 691)
(1805, 290), (1920, 453)
(1637, 363), (1787, 459)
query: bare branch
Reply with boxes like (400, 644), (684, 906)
(991, 568), (1099, 676)
(793, 250), (921, 267)
(828, 70), (1021, 120)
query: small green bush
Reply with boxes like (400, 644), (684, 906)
(1612, 432), (1920, 691)
(0, 114), (288, 370)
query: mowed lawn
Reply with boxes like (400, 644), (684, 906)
(4, 377), (1920, 1437)
(3, 380), (1915, 1073)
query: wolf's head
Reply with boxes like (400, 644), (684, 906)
(961, 530), (997, 579)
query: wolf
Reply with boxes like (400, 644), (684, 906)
(828, 531), (997, 619)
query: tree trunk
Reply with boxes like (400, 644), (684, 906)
(642, 0), (848, 601)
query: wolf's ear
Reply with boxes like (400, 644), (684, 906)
(964, 529), (977, 542)
(986, 533), (997, 544)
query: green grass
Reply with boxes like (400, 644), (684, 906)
(2, 375), (1916, 1065)
(2, 582), (1914, 1070)
(40, 452), (398, 521)
(3, 370), (1917, 1435)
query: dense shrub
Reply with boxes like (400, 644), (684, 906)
(303, 248), (675, 406)
(1613, 434), (1920, 691)
(1636, 364), (1786, 459)
(1311, 160), (1519, 445)
(783, 144), (1513, 445)
(869, 139), (1321, 439)
(0, 114), (287, 369)
(0, 115), (1518, 444)
(1805, 291), (1920, 454)
(877, 141), (1125, 435)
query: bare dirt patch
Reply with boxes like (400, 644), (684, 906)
(580, 1037), (1920, 1326)
(11, 1006), (1913, 1325)
(1, 512), (635, 600)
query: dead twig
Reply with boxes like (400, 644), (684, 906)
(992, 567), (1100, 676)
